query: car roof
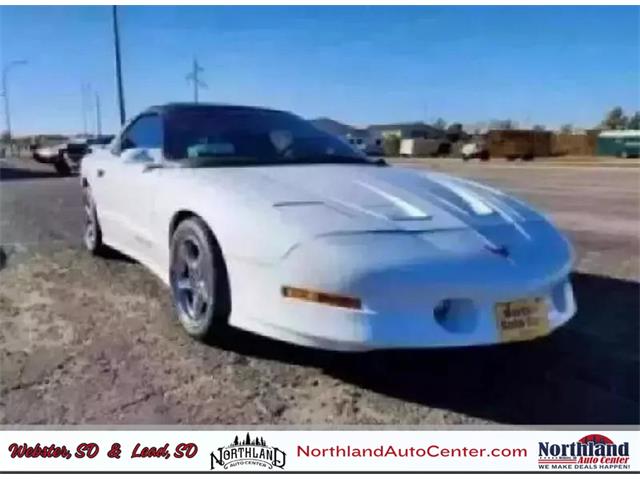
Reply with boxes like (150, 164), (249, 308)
(142, 102), (290, 117)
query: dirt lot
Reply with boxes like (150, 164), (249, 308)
(1, 157), (638, 425)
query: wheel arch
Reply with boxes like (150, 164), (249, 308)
(169, 209), (233, 263)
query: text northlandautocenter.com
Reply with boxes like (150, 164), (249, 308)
(297, 445), (527, 458)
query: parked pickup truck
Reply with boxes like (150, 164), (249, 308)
(33, 143), (69, 174)
(461, 142), (490, 161)
(66, 135), (115, 167)
(33, 135), (114, 175)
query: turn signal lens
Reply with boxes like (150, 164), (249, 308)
(281, 286), (362, 310)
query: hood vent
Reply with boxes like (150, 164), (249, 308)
(354, 180), (431, 220)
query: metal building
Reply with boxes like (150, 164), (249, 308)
(597, 130), (640, 158)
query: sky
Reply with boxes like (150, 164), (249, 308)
(1, 5), (639, 135)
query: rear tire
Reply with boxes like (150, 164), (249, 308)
(169, 217), (231, 340)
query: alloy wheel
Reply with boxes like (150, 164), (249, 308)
(172, 236), (212, 327)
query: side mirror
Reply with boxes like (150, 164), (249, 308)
(142, 162), (164, 173)
(121, 148), (154, 164)
(120, 137), (135, 151)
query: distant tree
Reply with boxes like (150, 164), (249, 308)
(245, 433), (251, 445)
(490, 119), (517, 130)
(433, 118), (447, 130)
(627, 112), (640, 130)
(447, 123), (464, 134)
(559, 124), (573, 134)
(601, 107), (628, 130)
(234, 435), (239, 445)
(446, 123), (465, 142)
(382, 134), (401, 157)
(532, 124), (546, 131)
(1, 131), (11, 156)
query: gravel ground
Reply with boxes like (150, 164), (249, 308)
(0, 157), (638, 425)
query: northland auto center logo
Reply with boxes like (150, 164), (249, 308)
(210, 433), (286, 470)
(538, 434), (630, 470)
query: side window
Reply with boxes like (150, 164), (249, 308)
(120, 115), (162, 151)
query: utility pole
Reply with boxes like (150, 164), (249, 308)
(186, 58), (206, 103)
(81, 83), (89, 136)
(2, 60), (27, 144)
(112, 5), (126, 125)
(95, 93), (102, 136)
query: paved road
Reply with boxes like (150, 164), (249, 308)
(1, 156), (638, 425)
(0, 158), (82, 251)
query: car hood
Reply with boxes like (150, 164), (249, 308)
(184, 164), (549, 239)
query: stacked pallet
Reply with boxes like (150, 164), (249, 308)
(487, 130), (552, 159)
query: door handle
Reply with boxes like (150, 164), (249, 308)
(97, 168), (105, 178)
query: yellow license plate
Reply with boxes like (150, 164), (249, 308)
(495, 297), (549, 343)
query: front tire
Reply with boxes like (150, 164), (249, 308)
(82, 186), (104, 255)
(169, 217), (231, 340)
(54, 157), (71, 176)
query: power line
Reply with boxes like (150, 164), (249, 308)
(186, 58), (207, 103)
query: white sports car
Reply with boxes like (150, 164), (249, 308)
(80, 103), (576, 351)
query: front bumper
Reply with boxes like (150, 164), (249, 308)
(228, 223), (576, 351)
(34, 153), (61, 164)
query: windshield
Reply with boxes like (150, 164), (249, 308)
(164, 107), (371, 166)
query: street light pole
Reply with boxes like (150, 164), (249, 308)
(112, 5), (126, 125)
(1, 60), (27, 142)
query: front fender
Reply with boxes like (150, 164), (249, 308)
(162, 189), (300, 266)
